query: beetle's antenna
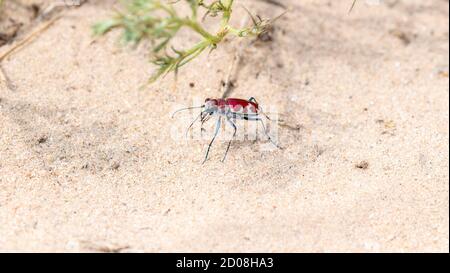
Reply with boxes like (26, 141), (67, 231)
(171, 106), (205, 118)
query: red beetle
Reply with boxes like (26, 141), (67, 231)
(173, 97), (281, 164)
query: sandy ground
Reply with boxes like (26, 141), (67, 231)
(0, 0), (448, 252)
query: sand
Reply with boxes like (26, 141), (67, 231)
(0, 0), (448, 252)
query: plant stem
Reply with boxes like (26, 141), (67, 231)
(94, 0), (277, 83)
(156, 1), (177, 17)
(220, 0), (234, 27)
(181, 19), (219, 43)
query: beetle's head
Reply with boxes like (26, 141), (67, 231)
(204, 98), (218, 114)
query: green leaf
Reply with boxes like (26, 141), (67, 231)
(92, 19), (121, 35)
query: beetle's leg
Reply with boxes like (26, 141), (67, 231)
(248, 97), (280, 121)
(186, 111), (206, 138)
(261, 111), (274, 121)
(229, 112), (281, 148)
(243, 114), (282, 149)
(222, 116), (237, 162)
(257, 117), (282, 149)
(248, 97), (258, 104)
(200, 112), (212, 137)
(203, 116), (222, 164)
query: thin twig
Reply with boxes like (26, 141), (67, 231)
(220, 49), (239, 98)
(349, 0), (358, 13)
(0, 14), (63, 62)
(257, 0), (287, 9)
(0, 64), (15, 91)
(0, 13), (65, 91)
(221, 15), (249, 99)
(0, 3), (87, 90)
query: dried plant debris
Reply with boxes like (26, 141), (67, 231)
(376, 119), (397, 136)
(389, 29), (415, 46)
(437, 69), (449, 78)
(257, 0), (287, 9)
(355, 161), (369, 170)
(0, 18), (22, 46)
(0, 0), (39, 46)
(81, 241), (130, 253)
(94, 0), (286, 83)
(37, 135), (48, 144)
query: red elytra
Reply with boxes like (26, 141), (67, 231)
(206, 98), (259, 114)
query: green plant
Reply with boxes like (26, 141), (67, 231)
(94, 0), (278, 83)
